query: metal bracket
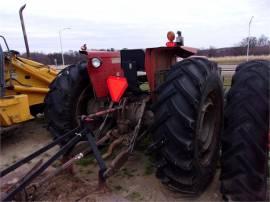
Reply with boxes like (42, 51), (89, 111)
(84, 129), (107, 180)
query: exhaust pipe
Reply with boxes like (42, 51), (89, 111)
(19, 4), (30, 58)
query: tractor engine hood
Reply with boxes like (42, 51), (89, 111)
(86, 51), (120, 59)
(85, 50), (122, 98)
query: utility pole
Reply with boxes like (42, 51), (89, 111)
(59, 28), (71, 67)
(246, 16), (254, 61)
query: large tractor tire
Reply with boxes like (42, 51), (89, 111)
(45, 61), (97, 139)
(220, 60), (269, 201)
(152, 57), (224, 194)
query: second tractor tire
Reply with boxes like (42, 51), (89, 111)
(152, 57), (224, 194)
(220, 60), (269, 201)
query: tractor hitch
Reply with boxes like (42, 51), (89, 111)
(0, 96), (150, 201)
(0, 128), (84, 201)
(0, 125), (107, 201)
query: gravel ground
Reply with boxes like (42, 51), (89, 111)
(0, 118), (222, 201)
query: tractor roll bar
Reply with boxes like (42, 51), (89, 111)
(0, 35), (10, 51)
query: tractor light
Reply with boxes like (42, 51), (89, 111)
(167, 31), (175, 42)
(166, 31), (176, 47)
(91, 57), (102, 68)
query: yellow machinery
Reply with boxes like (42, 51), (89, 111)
(0, 38), (57, 133)
(0, 4), (57, 134)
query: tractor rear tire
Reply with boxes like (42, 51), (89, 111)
(220, 60), (269, 201)
(44, 61), (92, 139)
(152, 57), (223, 194)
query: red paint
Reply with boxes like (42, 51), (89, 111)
(86, 51), (123, 98)
(166, 42), (176, 47)
(145, 46), (197, 94)
(86, 46), (196, 99)
(107, 76), (128, 102)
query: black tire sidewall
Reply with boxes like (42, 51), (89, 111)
(220, 60), (269, 201)
(152, 58), (224, 194)
(45, 62), (91, 138)
(194, 73), (223, 189)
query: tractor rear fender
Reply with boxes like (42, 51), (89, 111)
(145, 46), (196, 93)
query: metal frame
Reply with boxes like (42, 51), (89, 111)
(0, 35), (10, 51)
(0, 105), (123, 201)
(0, 127), (84, 201)
(1, 98), (149, 201)
(0, 127), (81, 177)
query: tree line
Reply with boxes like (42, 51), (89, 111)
(21, 35), (270, 65)
(23, 49), (116, 65)
(22, 50), (87, 66)
(198, 35), (270, 57)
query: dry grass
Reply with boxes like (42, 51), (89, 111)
(210, 55), (270, 65)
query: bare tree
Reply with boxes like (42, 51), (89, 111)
(22, 51), (87, 65)
(239, 36), (257, 48)
(208, 46), (217, 57)
(257, 35), (270, 46)
(238, 35), (270, 47)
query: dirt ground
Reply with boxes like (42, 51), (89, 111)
(1, 117), (222, 201)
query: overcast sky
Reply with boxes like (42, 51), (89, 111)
(0, 0), (269, 53)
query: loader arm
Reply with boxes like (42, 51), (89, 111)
(4, 55), (57, 106)
(0, 53), (57, 128)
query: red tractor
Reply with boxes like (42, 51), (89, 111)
(1, 31), (268, 201)
(0, 32), (224, 201)
(44, 31), (224, 194)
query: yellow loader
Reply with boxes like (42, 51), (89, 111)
(0, 4), (57, 134)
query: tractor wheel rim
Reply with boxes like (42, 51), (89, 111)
(75, 85), (91, 120)
(75, 85), (110, 135)
(198, 92), (219, 166)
